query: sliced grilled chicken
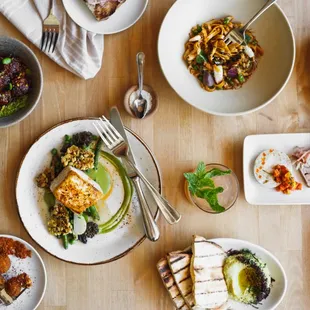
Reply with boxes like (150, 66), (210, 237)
(167, 252), (195, 308)
(191, 235), (228, 309)
(157, 257), (189, 310)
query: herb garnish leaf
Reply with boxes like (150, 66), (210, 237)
(184, 162), (231, 213)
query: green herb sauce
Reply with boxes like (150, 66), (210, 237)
(87, 162), (111, 195)
(0, 95), (28, 117)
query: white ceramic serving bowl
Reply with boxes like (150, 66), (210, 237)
(158, 0), (295, 116)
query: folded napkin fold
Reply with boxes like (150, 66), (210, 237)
(0, 0), (104, 79)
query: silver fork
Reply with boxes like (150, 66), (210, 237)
(41, 2), (60, 53)
(93, 116), (182, 225)
(224, 0), (277, 46)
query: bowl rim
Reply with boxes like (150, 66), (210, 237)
(185, 163), (240, 214)
(0, 36), (43, 128)
(157, 2), (296, 117)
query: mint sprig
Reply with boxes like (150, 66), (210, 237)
(184, 162), (231, 213)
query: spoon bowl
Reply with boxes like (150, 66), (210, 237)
(132, 95), (148, 118)
(124, 85), (158, 119)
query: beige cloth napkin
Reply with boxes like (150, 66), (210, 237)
(0, 0), (104, 79)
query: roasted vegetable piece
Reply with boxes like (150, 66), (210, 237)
(48, 204), (72, 236)
(78, 222), (99, 244)
(4, 58), (24, 78)
(0, 90), (11, 105)
(0, 73), (10, 91)
(61, 145), (95, 171)
(62, 235), (69, 249)
(88, 205), (100, 221)
(72, 131), (94, 148)
(11, 76), (29, 97)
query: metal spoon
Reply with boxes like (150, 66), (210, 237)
(131, 52), (147, 118)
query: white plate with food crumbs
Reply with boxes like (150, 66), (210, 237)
(243, 133), (310, 205)
(0, 235), (46, 310)
(16, 118), (161, 265)
(62, 0), (148, 34)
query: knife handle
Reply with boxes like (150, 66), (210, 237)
(132, 178), (160, 242)
(123, 157), (182, 225)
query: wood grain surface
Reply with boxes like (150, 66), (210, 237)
(0, 0), (309, 309)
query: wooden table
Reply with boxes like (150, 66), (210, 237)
(0, 0), (309, 309)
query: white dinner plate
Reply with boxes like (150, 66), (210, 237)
(0, 234), (47, 310)
(62, 0), (148, 34)
(243, 133), (310, 205)
(209, 238), (287, 310)
(16, 118), (161, 265)
(158, 0), (295, 116)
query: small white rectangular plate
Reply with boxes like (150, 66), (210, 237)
(243, 133), (310, 205)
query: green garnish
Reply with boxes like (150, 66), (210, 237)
(238, 74), (245, 83)
(193, 65), (199, 71)
(245, 33), (252, 44)
(51, 148), (58, 155)
(2, 57), (12, 65)
(196, 54), (206, 64)
(196, 51), (208, 64)
(44, 190), (55, 208)
(192, 24), (202, 35)
(0, 95), (28, 117)
(8, 83), (13, 90)
(65, 134), (71, 142)
(223, 17), (230, 25)
(184, 162), (231, 213)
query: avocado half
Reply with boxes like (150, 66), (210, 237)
(223, 249), (272, 305)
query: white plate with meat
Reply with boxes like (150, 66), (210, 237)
(0, 235), (46, 310)
(243, 133), (310, 205)
(62, 0), (149, 34)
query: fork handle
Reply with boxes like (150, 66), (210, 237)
(133, 178), (160, 242)
(241, 0), (277, 32)
(122, 157), (182, 225)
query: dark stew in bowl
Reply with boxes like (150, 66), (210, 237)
(0, 56), (31, 117)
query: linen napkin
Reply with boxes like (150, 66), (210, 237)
(0, 0), (104, 79)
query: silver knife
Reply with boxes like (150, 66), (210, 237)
(110, 107), (160, 242)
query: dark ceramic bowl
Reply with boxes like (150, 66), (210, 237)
(0, 36), (43, 127)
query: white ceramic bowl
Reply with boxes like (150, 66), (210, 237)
(158, 0), (295, 116)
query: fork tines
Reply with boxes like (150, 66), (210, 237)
(41, 9), (60, 53)
(224, 30), (244, 46)
(41, 27), (59, 53)
(93, 116), (124, 149)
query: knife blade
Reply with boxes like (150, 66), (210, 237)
(110, 107), (137, 178)
(109, 106), (160, 241)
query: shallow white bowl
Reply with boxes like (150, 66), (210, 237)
(158, 0), (295, 116)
